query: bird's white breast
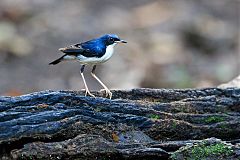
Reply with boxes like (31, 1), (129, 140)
(103, 43), (116, 61)
(76, 43), (116, 64)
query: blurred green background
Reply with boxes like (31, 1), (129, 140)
(0, 0), (239, 96)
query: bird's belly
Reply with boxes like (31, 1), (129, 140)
(76, 56), (110, 64)
(76, 45), (115, 64)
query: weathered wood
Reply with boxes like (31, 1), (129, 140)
(0, 88), (240, 159)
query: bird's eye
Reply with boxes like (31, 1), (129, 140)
(110, 38), (114, 42)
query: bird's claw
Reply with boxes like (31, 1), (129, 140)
(82, 89), (95, 98)
(100, 89), (112, 99)
(86, 92), (95, 98)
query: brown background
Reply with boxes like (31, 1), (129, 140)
(0, 0), (239, 95)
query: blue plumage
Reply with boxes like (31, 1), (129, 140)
(80, 38), (106, 58)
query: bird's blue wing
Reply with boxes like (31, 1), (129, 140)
(80, 40), (106, 57)
(59, 40), (105, 58)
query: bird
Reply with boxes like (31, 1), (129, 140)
(49, 34), (127, 99)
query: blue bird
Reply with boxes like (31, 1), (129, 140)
(49, 34), (127, 99)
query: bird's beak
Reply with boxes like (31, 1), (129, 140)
(116, 40), (127, 43)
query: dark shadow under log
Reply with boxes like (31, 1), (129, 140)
(0, 88), (240, 159)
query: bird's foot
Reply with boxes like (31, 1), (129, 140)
(100, 89), (112, 99)
(82, 89), (95, 98)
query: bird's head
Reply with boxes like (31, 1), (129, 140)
(100, 34), (127, 46)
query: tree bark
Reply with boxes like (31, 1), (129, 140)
(0, 88), (240, 159)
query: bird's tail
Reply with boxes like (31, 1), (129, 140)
(49, 55), (65, 65)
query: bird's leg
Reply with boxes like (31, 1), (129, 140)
(91, 65), (112, 99)
(80, 65), (95, 97)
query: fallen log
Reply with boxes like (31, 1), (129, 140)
(0, 88), (240, 159)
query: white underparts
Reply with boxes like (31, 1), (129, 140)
(63, 55), (76, 60)
(75, 43), (117, 64)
